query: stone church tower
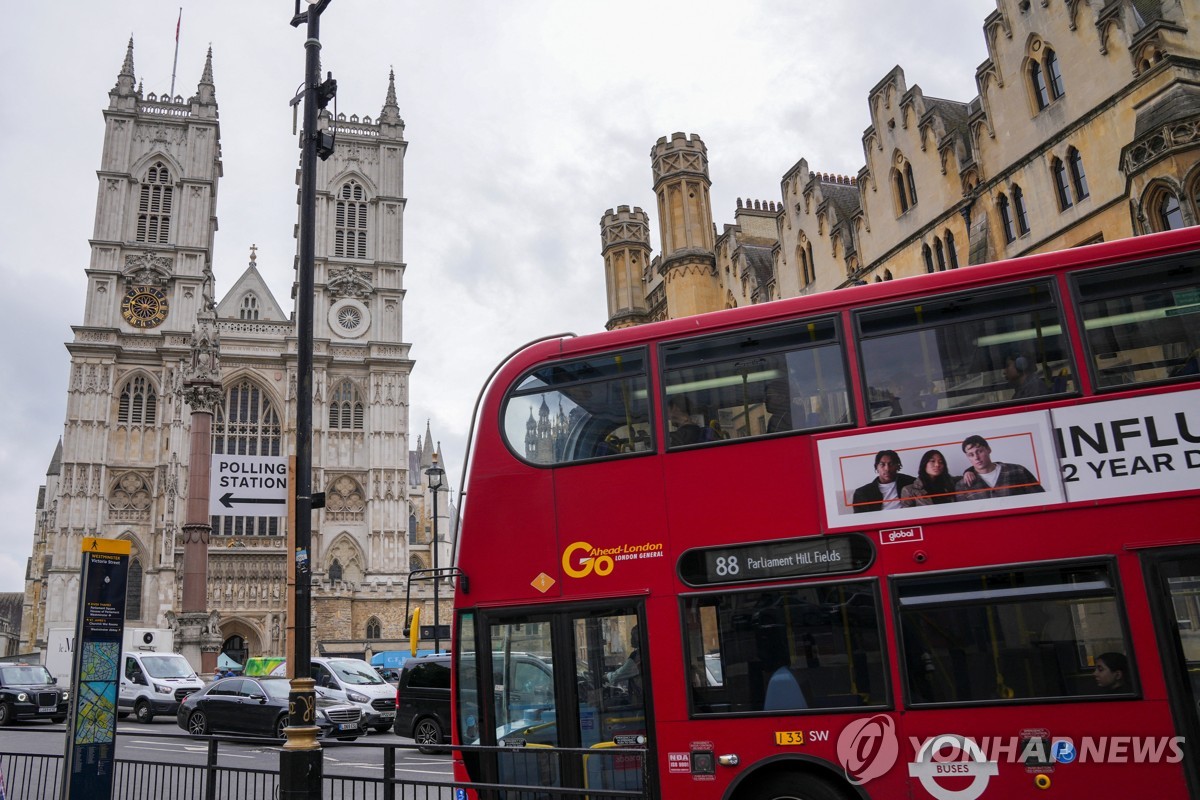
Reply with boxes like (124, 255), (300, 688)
(21, 41), (451, 672)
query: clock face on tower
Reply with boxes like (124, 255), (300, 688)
(120, 285), (170, 328)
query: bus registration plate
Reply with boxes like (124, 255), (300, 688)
(774, 731), (805, 746)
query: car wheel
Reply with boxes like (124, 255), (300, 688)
(0, 703), (12, 726)
(373, 723), (391, 734)
(51, 716), (66, 724)
(134, 699), (154, 724)
(186, 711), (209, 736)
(117, 712), (129, 720)
(275, 715), (289, 740)
(337, 736), (359, 742)
(414, 717), (443, 753)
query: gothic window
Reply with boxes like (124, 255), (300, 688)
(365, 617), (381, 640)
(894, 170), (909, 214)
(1013, 185), (1030, 235)
(136, 162), (173, 244)
(409, 512), (418, 545)
(1045, 49), (1065, 100)
(945, 230), (959, 269)
(1030, 60), (1051, 110)
(999, 194), (1017, 243)
(1052, 158), (1073, 211)
(211, 380), (282, 536)
(892, 159), (918, 215)
(934, 238), (947, 271)
(110, 473), (152, 522)
(905, 163), (918, 207)
(334, 180), (368, 259)
(1068, 147), (1089, 200)
(329, 559), (343, 582)
(326, 476), (366, 522)
(239, 294), (260, 320)
(126, 557), (143, 621)
(328, 380), (365, 430)
(923, 244), (935, 273)
(409, 555), (425, 573)
(1159, 193), (1185, 231)
(883, 269), (893, 281)
(117, 375), (157, 425)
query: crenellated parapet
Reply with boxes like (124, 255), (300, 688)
(652, 132), (710, 186)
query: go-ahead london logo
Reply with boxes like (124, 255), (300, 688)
(836, 714), (899, 786)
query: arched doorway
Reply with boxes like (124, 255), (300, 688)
(222, 635), (248, 668)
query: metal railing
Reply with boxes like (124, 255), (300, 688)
(0, 730), (649, 800)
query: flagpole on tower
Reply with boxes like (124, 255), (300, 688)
(170, 8), (182, 97)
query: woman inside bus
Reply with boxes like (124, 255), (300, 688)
(900, 449), (957, 506)
(1094, 652), (1130, 693)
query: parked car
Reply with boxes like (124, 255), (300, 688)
(395, 652), (555, 751)
(312, 656), (397, 733)
(118, 651), (205, 723)
(0, 663), (69, 725)
(374, 666), (401, 685)
(176, 676), (362, 740)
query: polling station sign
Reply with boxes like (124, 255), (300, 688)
(208, 454), (288, 517)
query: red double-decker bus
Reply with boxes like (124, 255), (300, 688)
(450, 227), (1200, 799)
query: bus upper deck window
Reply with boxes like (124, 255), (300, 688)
(659, 317), (850, 446)
(856, 280), (1073, 422)
(501, 349), (653, 466)
(1073, 257), (1200, 389)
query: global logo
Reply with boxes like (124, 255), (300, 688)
(836, 714), (899, 785)
(1051, 737), (1077, 764)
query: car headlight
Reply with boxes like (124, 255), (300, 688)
(62, 690), (70, 701)
(16, 693), (27, 703)
(315, 709), (329, 722)
(154, 684), (172, 695)
(346, 691), (369, 703)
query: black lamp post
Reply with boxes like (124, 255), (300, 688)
(425, 455), (445, 654)
(282, 1), (335, 798)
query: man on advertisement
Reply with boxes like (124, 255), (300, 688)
(955, 435), (1044, 500)
(852, 450), (916, 513)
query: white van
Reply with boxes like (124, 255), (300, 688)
(118, 651), (205, 723)
(311, 657), (396, 733)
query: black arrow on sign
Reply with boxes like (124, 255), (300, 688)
(219, 493), (287, 509)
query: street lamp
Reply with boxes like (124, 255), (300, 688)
(283, 1), (335, 798)
(425, 454), (445, 655)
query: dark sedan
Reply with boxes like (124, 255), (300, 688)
(176, 676), (362, 740)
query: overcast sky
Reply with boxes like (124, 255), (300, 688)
(0, 0), (995, 594)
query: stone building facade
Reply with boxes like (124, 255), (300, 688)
(20, 40), (453, 671)
(603, 0), (1200, 326)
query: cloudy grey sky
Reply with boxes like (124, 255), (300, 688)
(0, 0), (995, 593)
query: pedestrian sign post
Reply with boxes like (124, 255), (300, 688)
(208, 454), (289, 517)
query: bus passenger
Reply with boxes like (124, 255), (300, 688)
(668, 399), (708, 446)
(606, 625), (641, 699)
(1005, 353), (1051, 400)
(852, 450), (915, 513)
(900, 449), (956, 506)
(764, 381), (793, 433)
(954, 435), (1044, 500)
(1094, 652), (1130, 693)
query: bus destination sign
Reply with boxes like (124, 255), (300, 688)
(677, 533), (873, 587)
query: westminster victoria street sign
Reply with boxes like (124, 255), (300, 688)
(209, 454), (289, 517)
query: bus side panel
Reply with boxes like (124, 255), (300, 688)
(552, 457), (670, 600)
(460, 469), (562, 604)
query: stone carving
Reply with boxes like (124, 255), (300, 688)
(327, 266), (373, 300)
(122, 251), (174, 286)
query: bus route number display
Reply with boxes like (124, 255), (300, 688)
(678, 534), (873, 587)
